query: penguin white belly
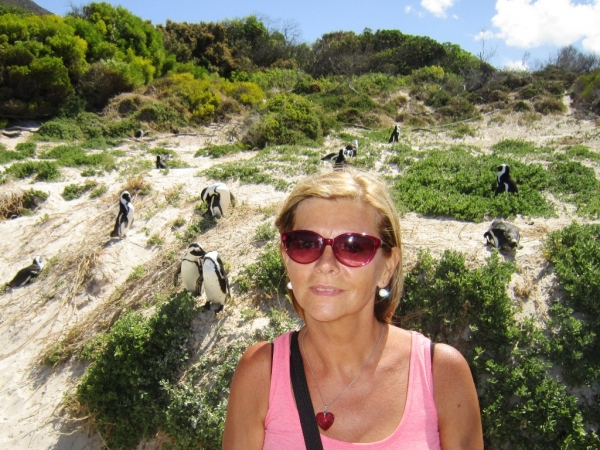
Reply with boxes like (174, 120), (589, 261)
(181, 260), (201, 294)
(204, 275), (226, 305)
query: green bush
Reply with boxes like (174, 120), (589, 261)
(543, 222), (600, 385)
(76, 293), (197, 450)
(572, 68), (600, 115)
(0, 148), (28, 164)
(15, 142), (36, 157)
(245, 93), (323, 148)
(390, 147), (555, 222)
(62, 184), (85, 200)
(37, 119), (85, 141)
(533, 96), (566, 115)
(5, 161), (61, 181)
(398, 250), (599, 449)
(195, 143), (249, 158)
(39, 145), (116, 170)
(235, 243), (286, 295)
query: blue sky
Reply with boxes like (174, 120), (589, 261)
(36, 0), (600, 70)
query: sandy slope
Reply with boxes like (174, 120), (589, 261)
(0, 108), (599, 449)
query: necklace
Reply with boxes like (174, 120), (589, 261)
(301, 324), (385, 431)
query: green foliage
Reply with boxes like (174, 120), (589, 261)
(235, 243), (286, 295)
(61, 180), (99, 200)
(147, 234), (165, 246)
(4, 161), (61, 181)
(245, 93), (323, 148)
(15, 142), (36, 156)
(399, 250), (599, 449)
(201, 159), (289, 191)
(39, 145), (116, 170)
(254, 222), (277, 241)
(533, 96), (567, 115)
(76, 293), (196, 450)
(194, 143), (248, 158)
(543, 223), (600, 385)
(37, 119), (85, 141)
(390, 146), (555, 222)
(0, 148), (28, 164)
(572, 68), (600, 115)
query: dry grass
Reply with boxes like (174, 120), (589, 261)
(0, 189), (45, 219)
(40, 243), (181, 366)
(121, 175), (152, 197)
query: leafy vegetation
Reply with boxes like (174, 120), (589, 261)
(398, 250), (599, 449)
(4, 161), (61, 181)
(76, 293), (197, 450)
(61, 180), (99, 200)
(235, 242), (286, 296)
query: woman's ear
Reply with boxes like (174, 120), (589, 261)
(378, 247), (400, 288)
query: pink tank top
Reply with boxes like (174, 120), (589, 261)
(263, 330), (441, 449)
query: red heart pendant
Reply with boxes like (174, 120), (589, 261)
(316, 411), (335, 430)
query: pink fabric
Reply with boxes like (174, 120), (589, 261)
(263, 330), (441, 449)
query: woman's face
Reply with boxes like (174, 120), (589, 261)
(282, 197), (398, 324)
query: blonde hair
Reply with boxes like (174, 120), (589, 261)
(275, 169), (403, 323)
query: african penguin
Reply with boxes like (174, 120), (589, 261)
(201, 183), (235, 218)
(333, 149), (348, 170)
(321, 152), (338, 162)
(156, 155), (167, 169)
(110, 190), (134, 238)
(343, 139), (358, 158)
(202, 251), (230, 313)
(389, 125), (400, 143)
(8, 256), (44, 288)
(494, 164), (518, 195)
(484, 219), (521, 251)
(173, 243), (206, 296)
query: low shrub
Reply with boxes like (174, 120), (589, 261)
(543, 222), (600, 386)
(533, 96), (566, 115)
(61, 180), (99, 200)
(5, 161), (61, 181)
(40, 145), (116, 170)
(195, 143), (249, 158)
(76, 293), (197, 450)
(398, 250), (599, 448)
(37, 119), (84, 141)
(15, 142), (36, 157)
(235, 242), (286, 295)
(390, 147), (555, 222)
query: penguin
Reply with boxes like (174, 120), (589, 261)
(8, 256), (44, 288)
(484, 219), (520, 251)
(494, 164), (518, 195)
(389, 125), (400, 143)
(333, 149), (348, 171)
(156, 155), (167, 169)
(173, 243), (206, 296)
(202, 251), (230, 313)
(343, 139), (358, 158)
(321, 152), (338, 162)
(110, 190), (134, 238)
(201, 183), (235, 218)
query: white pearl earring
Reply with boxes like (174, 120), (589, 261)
(378, 288), (390, 298)
(287, 281), (293, 290)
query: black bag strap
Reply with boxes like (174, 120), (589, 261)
(290, 331), (324, 450)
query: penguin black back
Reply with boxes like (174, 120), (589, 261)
(494, 164), (518, 195)
(8, 256), (44, 288)
(484, 219), (520, 251)
(389, 125), (400, 143)
(156, 155), (167, 169)
(333, 149), (348, 170)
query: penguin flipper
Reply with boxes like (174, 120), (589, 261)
(110, 214), (121, 237)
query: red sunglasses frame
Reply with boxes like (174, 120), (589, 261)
(281, 230), (383, 267)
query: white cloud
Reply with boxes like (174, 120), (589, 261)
(503, 59), (529, 71)
(474, 30), (497, 41)
(492, 0), (600, 53)
(421, 0), (456, 17)
(405, 5), (413, 13)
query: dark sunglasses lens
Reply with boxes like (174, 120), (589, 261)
(285, 231), (323, 263)
(334, 234), (377, 267)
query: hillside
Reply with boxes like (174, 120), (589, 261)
(0, 0), (51, 14)
(1, 93), (600, 448)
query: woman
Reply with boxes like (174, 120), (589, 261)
(223, 170), (483, 449)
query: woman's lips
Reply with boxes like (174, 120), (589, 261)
(310, 285), (343, 296)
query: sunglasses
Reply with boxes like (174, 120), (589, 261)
(281, 230), (383, 267)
